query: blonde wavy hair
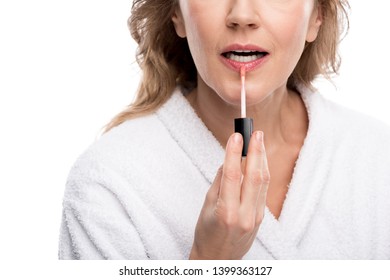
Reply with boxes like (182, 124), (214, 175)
(105, 0), (349, 132)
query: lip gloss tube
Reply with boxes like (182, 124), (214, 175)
(234, 66), (253, 157)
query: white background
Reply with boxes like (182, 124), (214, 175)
(0, 0), (389, 272)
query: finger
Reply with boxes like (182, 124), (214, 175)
(256, 133), (270, 223)
(240, 131), (264, 212)
(219, 133), (243, 208)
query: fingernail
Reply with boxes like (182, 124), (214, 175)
(256, 131), (263, 142)
(233, 133), (242, 144)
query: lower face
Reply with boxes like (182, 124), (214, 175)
(175, 0), (319, 107)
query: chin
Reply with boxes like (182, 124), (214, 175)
(245, 84), (274, 105)
(211, 81), (242, 105)
(215, 88), (242, 106)
(247, 94), (273, 108)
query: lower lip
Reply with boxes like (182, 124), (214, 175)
(220, 54), (269, 73)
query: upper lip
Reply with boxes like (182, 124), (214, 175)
(221, 44), (269, 55)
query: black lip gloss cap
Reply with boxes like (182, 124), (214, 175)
(234, 118), (253, 157)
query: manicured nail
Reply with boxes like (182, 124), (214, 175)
(256, 131), (263, 142)
(233, 133), (242, 144)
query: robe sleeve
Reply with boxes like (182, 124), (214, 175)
(58, 157), (148, 260)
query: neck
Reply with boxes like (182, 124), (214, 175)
(185, 79), (308, 153)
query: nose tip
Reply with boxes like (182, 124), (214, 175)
(226, 2), (260, 29)
(227, 21), (259, 29)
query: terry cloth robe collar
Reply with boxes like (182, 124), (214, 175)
(156, 85), (333, 259)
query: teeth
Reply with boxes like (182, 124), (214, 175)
(232, 50), (253, 53)
(226, 53), (265, 62)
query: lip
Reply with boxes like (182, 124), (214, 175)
(220, 44), (270, 72)
(221, 43), (268, 54)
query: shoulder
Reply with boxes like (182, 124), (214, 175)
(62, 114), (163, 199)
(65, 88), (197, 187)
(299, 85), (390, 144)
(298, 86), (390, 213)
(299, 85), (390, 185)
(75, 113), (165, 169)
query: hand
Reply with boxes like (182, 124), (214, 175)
(190, 131), (270, 260)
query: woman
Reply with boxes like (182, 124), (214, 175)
(59, 0), (390, 259)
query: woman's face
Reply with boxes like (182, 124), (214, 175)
(172, 0), (322, 106)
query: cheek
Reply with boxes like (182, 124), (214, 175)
(186, 26), (209, 63)
(182, 2), (216, 51)
(264, 7), (312, 69)
(182, 14), (213, 76)
(273, 10), (310, 47)
(280, 21), (307, 56)
(180, 1), (227, 79)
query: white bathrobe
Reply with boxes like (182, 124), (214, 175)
(59, 86), (390, 260)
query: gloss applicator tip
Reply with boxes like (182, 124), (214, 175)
(234, 66), (253, 157)
(240, 66), (246, 118)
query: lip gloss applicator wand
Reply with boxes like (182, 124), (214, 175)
(235, 66), (253, 157)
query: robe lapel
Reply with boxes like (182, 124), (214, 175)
(156, 88), (224, 186)
(257, 87), (335, 258)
